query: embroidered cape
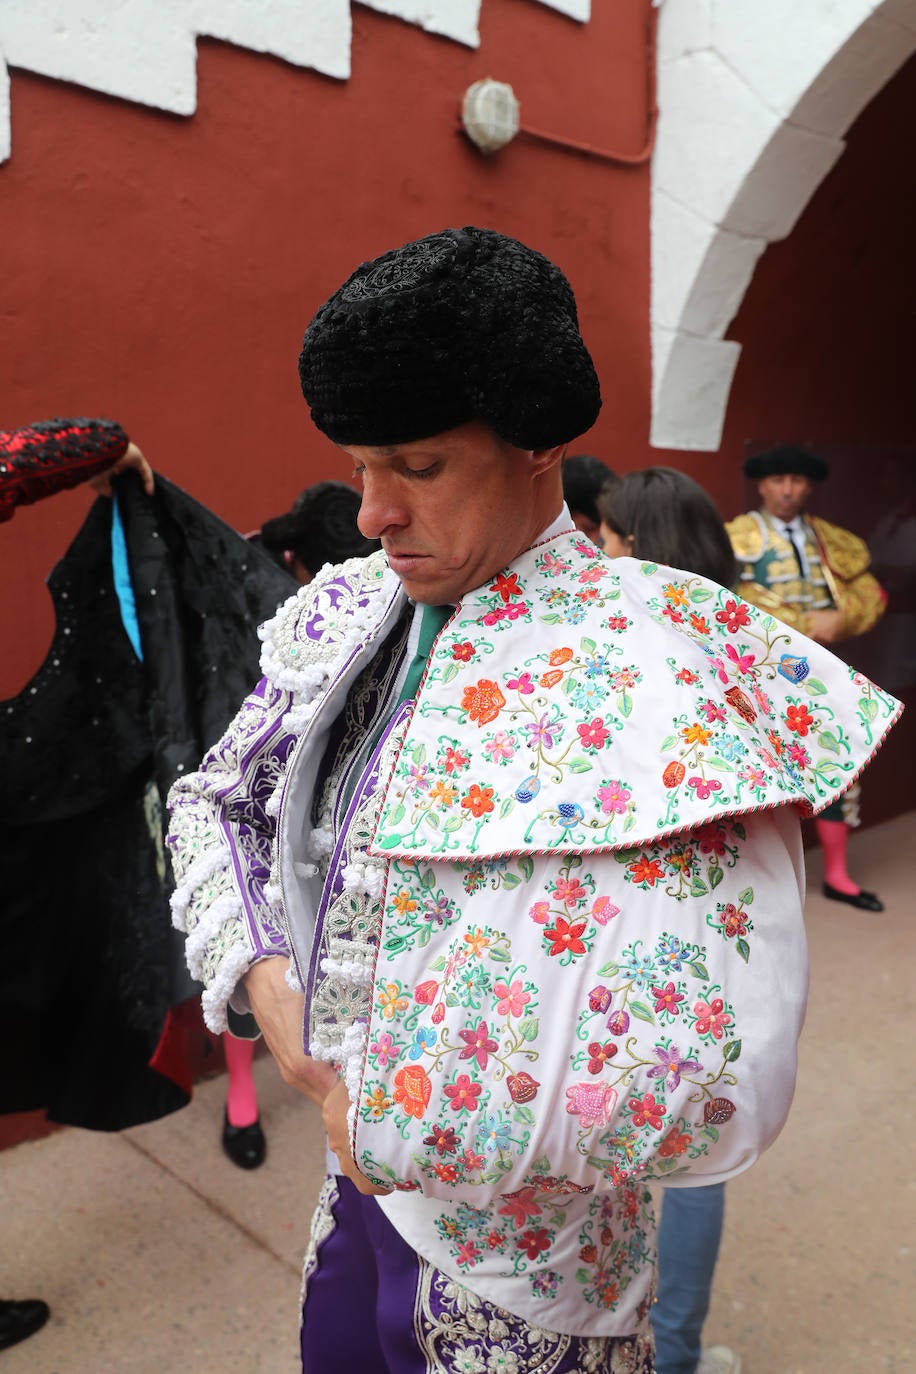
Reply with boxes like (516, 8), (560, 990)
(167, 529), (900, 1335)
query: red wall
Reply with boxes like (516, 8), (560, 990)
(0, 0), (653, 697)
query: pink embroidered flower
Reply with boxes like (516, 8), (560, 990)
(577, 716), (610, 750)
(699, 698), (728, 724)
(739, 764), (766, 787)
(369, 1031), (400, 1068)
(493, 979), (531, 1018)
(529, 900), (551, 925)
(579, 565), (607, 584)
(507, 671), (535, 695)
(458, 1019), (499, 1071)
(752, 684), (773, 714)
(651, 981), (685, 1015)
(565, 1081), (618, 1129)
(554, 877), (588, 908)
(725, 642), (756, 675)
(484, 730), (516, 762)
(443, 747), (470, 774)
(444, 1074), (482, 1113)
(431, 1001), (446, 1025)
(687, 776), (722, 801)
(788, 742), (811, 768)
(456, 1240), (481, 1267)
(612, 668), (639, 689)
(628, 1091), (666, 1130)
(592, 896), (620, 925)
(694, 997), (733, 1039)
(597, 781), (631, 815)
(607, 1009), (630, 1036)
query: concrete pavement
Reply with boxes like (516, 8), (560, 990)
(1, 812), (913, 1373)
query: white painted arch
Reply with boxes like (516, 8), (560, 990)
(651, 0), (916, 452)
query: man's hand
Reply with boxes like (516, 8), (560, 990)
(809, 608), (845, 645)
(90, 441), (155, 497)
(243, 957), (337, 1106)
(323, 1079), (393, 1196)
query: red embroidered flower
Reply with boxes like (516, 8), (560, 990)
(659, 1127), (692, 1159)
(651, 981), (685, 1015)
(516, 1227), (552, 1260)
(785, 703), (814, 736)
(577, 717), (610, 750)
(587, 1041), (618, 1074)
(628, 856), (664, 886)
(544, 916), (588, 957)
(628, 1091), (666, 1130)
(460, 784), (495, 818)
(715, 598), (752, 633)
(490, 572), (523, 603)
(444, 1074), (482, 1114)
(424, 1124), (459, 1156)
(457, 1019), (499, 1071)
(451, 641), (476, 662)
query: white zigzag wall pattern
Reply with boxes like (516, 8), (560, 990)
(0, 0), (590, 163)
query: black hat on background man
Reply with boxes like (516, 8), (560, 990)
(744, 445), (829, 482)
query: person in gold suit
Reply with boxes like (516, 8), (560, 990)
(727, 445), (887, 911)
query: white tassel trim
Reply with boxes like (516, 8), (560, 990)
(200, 943), (255, 1035)
(285, 963), (304, 992)
(169, 845), (231, 925)
(308, 826), (335, 859)
(184, 890), (244, 978)
(341, 860), (386, 899)
(319, 955), (374, 987)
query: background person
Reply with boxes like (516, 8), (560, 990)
(561, 451), (617, 545)
(256, 479), (381, 584)
(599, 466), (742, 1374)
(726, 446), (887, 910)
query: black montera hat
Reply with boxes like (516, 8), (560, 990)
(298, 227), (601, 449)
(744, 445), (829, 481)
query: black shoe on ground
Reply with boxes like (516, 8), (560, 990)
(222, 1112), (267, 1169)
(0, 1299), (51, 1351)
(822, 882), (884, 912)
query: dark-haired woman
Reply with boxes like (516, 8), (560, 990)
(598, 467), (741, 1374)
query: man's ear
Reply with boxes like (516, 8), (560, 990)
(530, 444), (567, 476)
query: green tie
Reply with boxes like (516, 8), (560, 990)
(398, 604), (452, 703)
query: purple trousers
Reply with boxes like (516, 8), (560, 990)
(300, 1176), (655, 1374)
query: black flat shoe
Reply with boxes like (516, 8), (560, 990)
(222, 1112), (267, 1169)
(822, 882), (884, 912)
(0, 1298), (51, 1351)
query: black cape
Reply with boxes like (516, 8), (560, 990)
(0, 472), (294, 1129)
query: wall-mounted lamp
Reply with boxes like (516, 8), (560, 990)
(461, 78), (520, 153)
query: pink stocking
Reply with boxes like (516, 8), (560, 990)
(223, 1033), (259, 1127)
(815, 818), (859, 895)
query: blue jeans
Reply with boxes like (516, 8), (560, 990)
(651, 1183), (726, 1374)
